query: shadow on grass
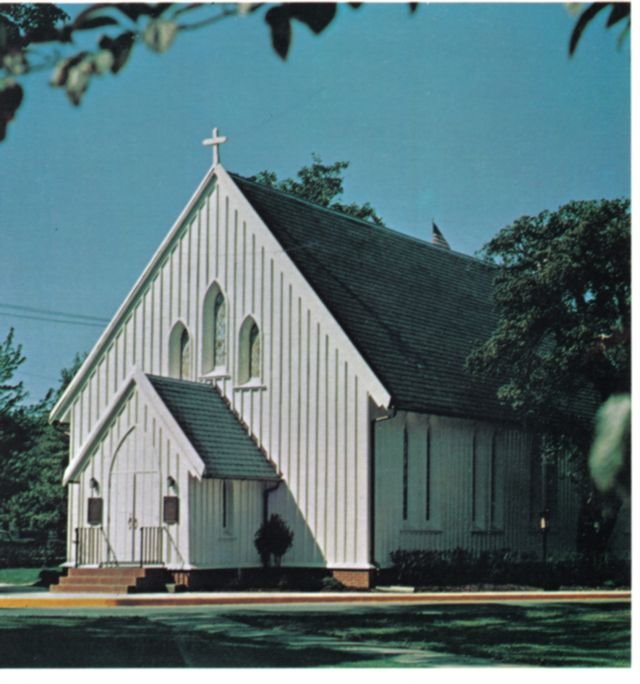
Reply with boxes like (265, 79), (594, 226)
(0, 602), (631, 668)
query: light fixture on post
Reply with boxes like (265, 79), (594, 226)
(539, 508), (550, 563)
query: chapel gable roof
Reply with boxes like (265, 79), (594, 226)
(147, 374), (280, 481)
(231, 173), (509, 422)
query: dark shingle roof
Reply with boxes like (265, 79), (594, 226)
(147, 374), (280, 480)
(231, 174), (510, 422)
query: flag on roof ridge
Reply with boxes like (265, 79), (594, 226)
(432, 221), (451, 249)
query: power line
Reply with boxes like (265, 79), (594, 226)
(0, 301), (109, 323)
(0, 311), (106, 329)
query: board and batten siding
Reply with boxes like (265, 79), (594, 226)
(374, 411), (581, 566)
(66, 385), (193, 566)
(62, 168), (388, 570)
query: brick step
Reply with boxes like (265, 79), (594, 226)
(66, 567), (147, 578)
(57, 575), (141, 586)
(50, 583), (136, 594)
(51, 567), (173, 593)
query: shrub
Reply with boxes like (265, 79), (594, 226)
(254, 514), (294, 568)
(389, 548), (630, 588)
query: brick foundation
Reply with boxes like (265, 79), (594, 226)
(331, 569), (374, 589)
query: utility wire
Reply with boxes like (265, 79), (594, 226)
(0, 301), (109, 323)
(0, 311), (106, 329)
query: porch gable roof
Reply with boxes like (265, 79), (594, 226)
(147, 375), (280, 481)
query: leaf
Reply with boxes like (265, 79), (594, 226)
(99, 31), (135, 73)
(408, 2), (419, 13)
(73, 16), (120, 32)
(142, 19), (178, 53)
(569, 3), (608, 55)
(0, 80), (23, 141)
(117, 3), (172, 22)
(265, 6), (291, 59)
(606, 3), (630, 28)
(288, 3), (337, 35)
(50, 52), (89, 87)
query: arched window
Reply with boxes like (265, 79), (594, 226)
(202, 284), (226, 374)
(168, 322), (192, 380)
(238, 317), (261, 384)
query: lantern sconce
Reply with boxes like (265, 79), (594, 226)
(89, 477), (99, 493)
(167, 475), (177, 491)
(539, 508), (550, 563)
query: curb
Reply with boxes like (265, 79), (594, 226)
(0, 590), (630, 610)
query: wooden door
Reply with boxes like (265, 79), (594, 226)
(108, 471), (160, 564)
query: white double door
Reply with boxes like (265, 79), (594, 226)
(109, 471), (161, 564)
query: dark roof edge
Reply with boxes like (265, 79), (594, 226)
(229, 172), (496, 270)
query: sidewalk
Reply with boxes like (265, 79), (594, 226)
(0, 586), (631, 609)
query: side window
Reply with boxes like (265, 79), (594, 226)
(221, 480), (234, 532)
(238, 317), (261, 384)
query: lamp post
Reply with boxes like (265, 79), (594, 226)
(539, 508), (550, 563)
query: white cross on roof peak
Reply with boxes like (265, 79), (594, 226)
(202, 127), (228, 166)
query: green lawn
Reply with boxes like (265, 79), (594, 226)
(0, 568), (47, 586)
(0, 601), (630, 667)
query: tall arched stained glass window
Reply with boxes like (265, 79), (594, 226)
(169, 322), (192, 380)
(179, 327), (191, 380)
(248, 322), (260, 379)
(238, 317), (261, 384)
(202, 284), (227, 374)
(213, 291), (226, 368)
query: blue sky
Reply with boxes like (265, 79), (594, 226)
(0, 2), (631, 403)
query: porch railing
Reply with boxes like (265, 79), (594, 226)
(74, 526), (103, 567)
(139, 526), (164, 566)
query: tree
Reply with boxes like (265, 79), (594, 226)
(569, 3), (630, 56)
(467, 198), (630, 555)
(0, 337), (85, 546)
(251, 155), (384, 225)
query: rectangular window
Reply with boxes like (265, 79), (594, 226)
(489, 433), (497, 526)
(402, 427), (409, 521)
(471, 432), (478, 524)
(425, 427), (431, 521)
(87, 497), (103, 526)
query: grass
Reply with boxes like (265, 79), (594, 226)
(0, 567), (59, 586)
(0, 601), (630, 667)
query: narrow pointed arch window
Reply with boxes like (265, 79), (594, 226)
(238, 317), (261, 384)
(202, 284), (227, 374)
(214, 292), (227, 367)
(169, 322), (192, 380)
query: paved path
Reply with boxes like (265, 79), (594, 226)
(0, 588), (630, 609)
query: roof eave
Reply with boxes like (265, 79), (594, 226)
(50, 165), (220, 423)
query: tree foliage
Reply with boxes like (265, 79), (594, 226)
(569, 2), (630, 55)
(0, 331), (85, 543)
(251, 155), (384, 225)
(1, 3), (626, 142)
(467, 198), (630, 553)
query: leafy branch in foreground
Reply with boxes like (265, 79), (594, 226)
(1, 3), (411, 141)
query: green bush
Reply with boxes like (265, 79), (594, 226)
(390, 548), (630, 589)
(254, 514), (294, 568)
